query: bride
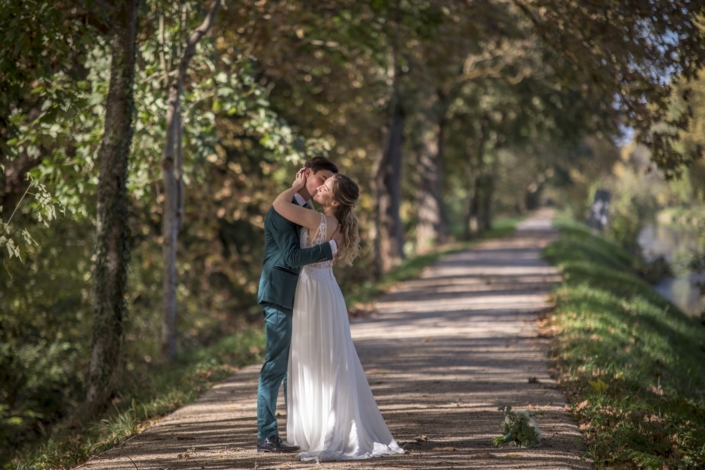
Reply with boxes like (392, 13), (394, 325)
(272, 169), (404, 462)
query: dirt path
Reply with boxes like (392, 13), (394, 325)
(79, 210), (590, 470)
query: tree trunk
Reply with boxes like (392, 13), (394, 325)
(470, 173), (482, 235)
(86, 0), (139, 408)
(464, 121), (487, 239)
(462, 142), (474, 240)
(161, 97), (179, 362)
(372, 0), (404, 274)
(481, 173), (494, 232)
(374, 104), (405, 273)
(415, 115), (448, 253)
(481, 155), (499, 232)
(161, 0), (220, 362)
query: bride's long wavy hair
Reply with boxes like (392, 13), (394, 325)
(331, 174), (361, 266)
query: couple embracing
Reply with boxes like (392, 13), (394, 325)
(255, 157), (404, 462)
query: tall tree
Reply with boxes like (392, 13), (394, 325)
(371, 0), (405, 272)
(414, 104), (447, 252)
(409, 1), (526, 249)
(86, 0), (139, 408)
(161, 0), (221, 362)
(374, 104), (406, 272)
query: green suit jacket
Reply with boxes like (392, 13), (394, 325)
(257, 202), (333, 311)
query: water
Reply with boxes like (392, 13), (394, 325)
(638, 223), (705, 318)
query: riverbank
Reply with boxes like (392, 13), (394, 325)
(543, 218), (705, 468)
(638, 213), (705, 319)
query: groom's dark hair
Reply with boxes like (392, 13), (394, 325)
(305, 156), (338, 174)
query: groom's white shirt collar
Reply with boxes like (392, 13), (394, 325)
(294, 192), (337, 254)
(293, 192), (311, 208)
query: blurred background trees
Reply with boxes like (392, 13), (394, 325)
(1, 0), (704, 464)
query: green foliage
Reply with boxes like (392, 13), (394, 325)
(0, 219), (94, 464)
(493, 406), (542, 448)
(544, 218), (705, 468)
(0, 0), (332, 462)
(3, 0), (705, 466)
(513, 0), (705, 177)
(0, 1), (105, 255)
(7, 328), (265, 470)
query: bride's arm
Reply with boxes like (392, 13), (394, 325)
(272, 170), (321, 233)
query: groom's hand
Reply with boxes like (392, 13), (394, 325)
(292, 168), (307, 191)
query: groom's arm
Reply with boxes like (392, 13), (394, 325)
(270, 210), (334, 268)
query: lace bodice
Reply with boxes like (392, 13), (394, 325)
(300, 213), (335, 279)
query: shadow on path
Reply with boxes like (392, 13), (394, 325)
(79, 210), (590, 470)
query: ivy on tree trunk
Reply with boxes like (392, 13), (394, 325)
(87, 0), (139, 409)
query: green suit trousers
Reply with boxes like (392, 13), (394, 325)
(256, 305), (292, 439)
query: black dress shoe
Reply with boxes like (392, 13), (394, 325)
(256, 435), (300, 453)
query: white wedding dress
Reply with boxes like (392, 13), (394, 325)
(286, 213), (404, 462)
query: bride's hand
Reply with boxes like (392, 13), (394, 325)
(292, 168), (307, 191)
(332, 225), (344, 263)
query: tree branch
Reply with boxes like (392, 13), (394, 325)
(177, 0), (221, 84)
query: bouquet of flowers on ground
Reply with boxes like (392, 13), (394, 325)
(492, 405), (542, 448)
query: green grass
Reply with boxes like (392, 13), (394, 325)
(8, 216), (521, 469)
(8, 328), (265, 470)
(543, 218), (705, 469)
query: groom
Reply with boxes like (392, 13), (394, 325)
(256, 156), (342, 453)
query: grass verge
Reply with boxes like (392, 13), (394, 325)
(8, 329), (265, 470)
(9, 216), (520, 469)
(543, 218), (705, 469)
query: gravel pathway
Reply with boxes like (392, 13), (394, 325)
(79, 210), (590, 469)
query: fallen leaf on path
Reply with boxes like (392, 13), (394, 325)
(414, 435), (428, 442)
(433, 446), (458, 451)
(469, 452), (496, 458)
